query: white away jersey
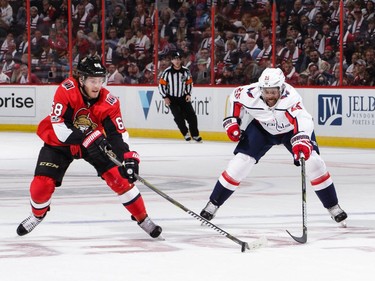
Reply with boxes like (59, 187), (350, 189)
(227, 82), (314, 136)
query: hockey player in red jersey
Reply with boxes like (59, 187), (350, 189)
(17, 56), (162, 238)
(200, 67), (347, 225)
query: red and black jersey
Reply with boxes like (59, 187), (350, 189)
(37, 77), (128, 157)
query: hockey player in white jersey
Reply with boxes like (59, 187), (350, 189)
(200, 67), (347, 224)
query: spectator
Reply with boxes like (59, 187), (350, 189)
(348, 3), (368, 45)
(107, 63), (124, 84)
(46, 62), (64, 84)
(306, 23), (322, 50)
(0, 0), (13, 37)
(233, 62), (246, 85)
(277, 37), (301, 68)
(104, 41), (118, 67)
(193, 4), (210, 32)
(194, 58), (210, 84)
(216, 66), (236, 85)
(157, 57), (171, 79)
(144, 16), (154, 41)
(72, 3), (92, 35)
(297, 71), (309, 85)
(16, 32), (28, 57)
(106, 5), (129, 38)
(0, 62), (10, 83)
(12, 0), (26, 36)
(40, 0), (58, 34)
(312, 12), (325, 34)
(17, 63), (41, 84)
(352, 59), (372, 86)
(73, 30), (90, 58)
(124, 62), (141, 84)
(134, 27), (151, 67)
(31, 30), (48, 59)
(364, 47), (375, 79)
(331, 66), (349, 86)
(307, 49), (329, 72)
(322, 46), (336, 69)
(329, 0), (341, 29)
(304, 0), (319, 22)
(245, 38), (261, 60)
(363, 0), (375, 22)
(2, 52), (15, 77)
(282, 59), (299, 86)
(364, 17), (375, 48)
(130, 16), (142, 34)
(47, 27), (67, 59)
(0, 32), (14, 60)
(345, 52), (362, 80)
(175, 17), (193, 44)
(106, 26), (120, 50)
(134, 3), (149, 26)
(256, 36), (272, 65)
(139, 63), (155, 84)
(318, 23), (334, 55)
(117, 28), (137, 53)
(241, 52), (260, 84)
(223, 39), (239, 66)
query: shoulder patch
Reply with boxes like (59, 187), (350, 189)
(280, 89), (290, 99)
(291, 101), (302, 112)
(234, 87), (243, 99)
(61, 79), (75, 90)
(105, 93), (118, 105)
(246, 87), (256, 98)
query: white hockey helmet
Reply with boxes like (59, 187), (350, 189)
(258, 67), (285, 90)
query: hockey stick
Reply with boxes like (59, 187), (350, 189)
(286, 156), (307, 244)
(105, 149), (267, 252)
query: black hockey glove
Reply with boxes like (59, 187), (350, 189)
(119, 151), (140, 183)
(82, 130), (111, 162)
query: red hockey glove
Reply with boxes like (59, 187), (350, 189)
(119, 151), (140, 183)
(82, 130), (111, 161)
(291, 133), (313, 161)
(223, 117), (241, 142)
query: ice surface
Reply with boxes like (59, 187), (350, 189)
(1, 132), (374, 281)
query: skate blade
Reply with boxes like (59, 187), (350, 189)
(340, 220), (347, 228)
(155, 233), (166, 241)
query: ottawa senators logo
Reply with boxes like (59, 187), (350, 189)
(73, 108), (98, 132)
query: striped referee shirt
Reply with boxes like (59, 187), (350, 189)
(158, 66), (193, 98)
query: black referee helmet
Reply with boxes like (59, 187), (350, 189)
(170, 50), (182, 59)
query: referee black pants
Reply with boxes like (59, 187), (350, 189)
(169, 96), (199, 137)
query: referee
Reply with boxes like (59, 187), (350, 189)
(158, 51), (202, 142)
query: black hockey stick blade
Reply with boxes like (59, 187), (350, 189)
(104, 148), (267, 252)
(286, 226), (307, 244)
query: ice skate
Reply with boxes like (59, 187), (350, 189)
(192, 136), (203, 143)
(138, 216), (163, 238)
(328, 204), (348, 227)
(17, 213), (45, 236)
(200, 201), (219, 221)
(184, 133), (191, 141)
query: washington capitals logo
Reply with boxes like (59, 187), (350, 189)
(246, 87), (255, 98)
(138, 90), (154, 119)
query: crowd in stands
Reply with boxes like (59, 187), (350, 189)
(0, 0), (374, 86)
